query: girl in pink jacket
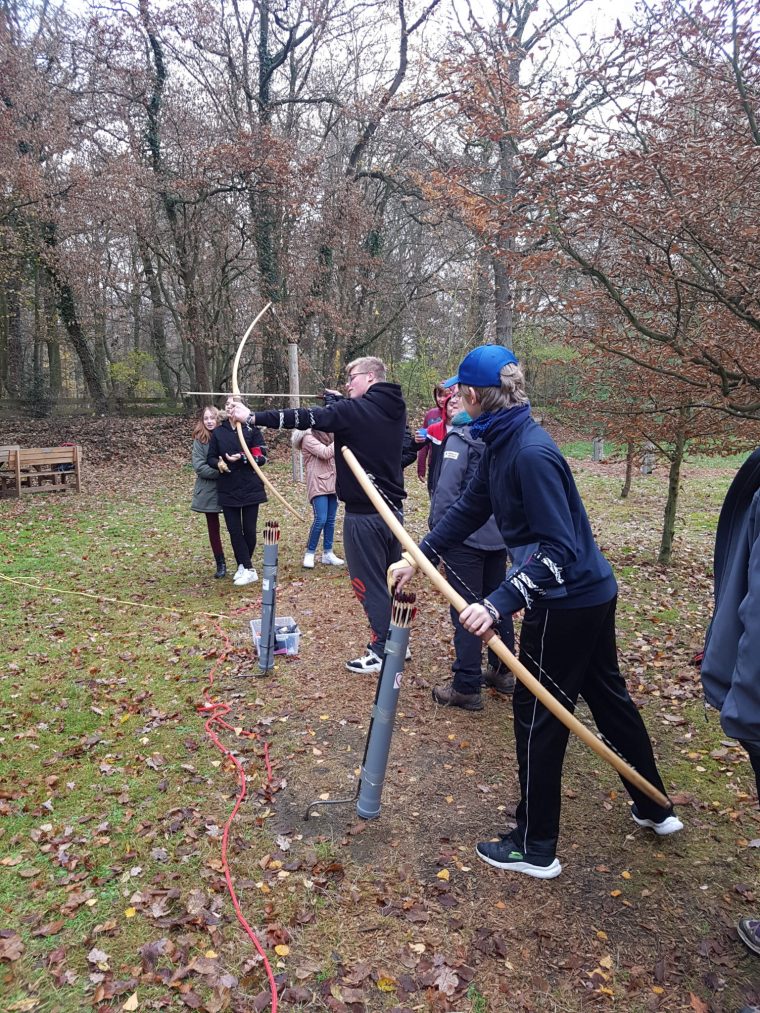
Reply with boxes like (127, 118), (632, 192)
(292, 429), (344, 569)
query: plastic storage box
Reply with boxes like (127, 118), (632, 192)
(250, 616), (301, 657)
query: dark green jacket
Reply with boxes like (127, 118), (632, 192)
(191, 438), (221, 513)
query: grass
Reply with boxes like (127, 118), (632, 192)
(561, 438), (751, 471)
(2, 447), (759, 1012)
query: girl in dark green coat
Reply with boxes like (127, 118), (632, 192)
(191, 406), (226, 578)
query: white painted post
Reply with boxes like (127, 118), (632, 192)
(288, 339), (304, 483)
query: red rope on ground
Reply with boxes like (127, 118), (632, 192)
(197, 619), (278, 1012)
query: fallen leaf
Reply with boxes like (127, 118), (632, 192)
(0, 933), (25, 961)
(122, 995), (139, 1012)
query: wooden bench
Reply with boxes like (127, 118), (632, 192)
(0, 445), (83, 497)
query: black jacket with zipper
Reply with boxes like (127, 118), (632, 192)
(207, 419), (267, 509)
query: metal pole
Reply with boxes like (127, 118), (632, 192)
(356, 594), (416, 820)
(258, 522), (280, 673)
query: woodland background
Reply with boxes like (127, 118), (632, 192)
(1, 0), (760, 558)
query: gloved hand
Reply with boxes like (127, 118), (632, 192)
(323, 389), (344, 406)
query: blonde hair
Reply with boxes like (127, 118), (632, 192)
(346, 356), (386, 382)
(462, 362), (529, 414)
(192, 405), (219, 444)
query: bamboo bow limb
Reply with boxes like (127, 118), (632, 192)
(231, 304), (306, 524)
(341, 445), (671, 809)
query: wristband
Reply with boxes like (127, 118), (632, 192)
(482, 598), (500, 623)
(246, 413), (255, 427)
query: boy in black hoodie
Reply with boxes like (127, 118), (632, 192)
(231, 356), (415, 673)
(392, 345), (682, 878)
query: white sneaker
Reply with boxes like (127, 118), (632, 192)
(303, 551), (315, 569)
(234, 568), (258, 586)
(631, 806), (684, 836)
(321, 551), (344, 565)
(233, 564), (246, 580)
(345, 649), (382, 674)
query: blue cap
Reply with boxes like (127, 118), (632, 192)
(441, 375), (459, 388)
(448, 345), (518, 387)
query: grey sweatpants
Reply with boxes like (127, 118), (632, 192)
(343, 511), (402, 655)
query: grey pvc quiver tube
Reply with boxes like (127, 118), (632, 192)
(356, 625), (410, 820)
(258, 541), (279, 673)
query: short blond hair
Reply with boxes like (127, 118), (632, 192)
(461, 362), (528, 413)
(346, 356), (386, 382)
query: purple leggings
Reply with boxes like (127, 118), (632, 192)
(204, 513), (223, 556)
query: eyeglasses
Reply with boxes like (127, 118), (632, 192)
(346, 371), (370, 385)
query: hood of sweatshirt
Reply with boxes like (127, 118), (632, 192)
(363, 381), (406, 420)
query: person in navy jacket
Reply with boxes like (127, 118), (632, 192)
(392, 345), (682, 878)
(700, 448), (760, 957)
(427, 389), (515, 710)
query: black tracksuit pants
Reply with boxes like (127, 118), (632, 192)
(442, 544), (514, 694)
(343, 511), (401, 655)
(512, 596), (672, 859)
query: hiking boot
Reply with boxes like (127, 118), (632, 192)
(214, 555), (227, 579)
(631, 805), (683, 836)
(321, 551), (344, 565)
(303, 551), (315, 569)
(737, 917), (760, 956)
(432, 683), (484, 711)
(482, 665), (515, 695)
(345, 649), (382, 674)
(476, 836), (561, 879)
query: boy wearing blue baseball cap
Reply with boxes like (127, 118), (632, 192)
(392, 345), (682, 878)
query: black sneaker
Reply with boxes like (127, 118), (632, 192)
(737, 917), (760, 956)
(476, 837), (561, 879)
(432, 683), (484, 711)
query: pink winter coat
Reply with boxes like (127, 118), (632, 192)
(294, 429), (336, 502)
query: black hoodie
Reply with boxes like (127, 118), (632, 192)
(254, 382), (408, 513)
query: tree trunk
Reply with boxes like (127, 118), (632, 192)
(3, 264), (24, 397)
(33, 259), (44, 396)
(140, 0), (209, 404)
(620, 441), (635, 498)
(658, 414), (688, 565)
(43, 269), (62, 397)
(51, 273), (108, 410)
(137, 239), (173, 395)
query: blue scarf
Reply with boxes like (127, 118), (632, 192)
(452, 410), (472, 426)
(470, 403), (531, 440)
